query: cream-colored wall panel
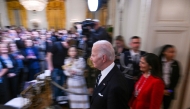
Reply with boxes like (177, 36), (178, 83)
(158, 0), (185, 21)
(0, 0), (10, 28)
(147, 27), (189, 69)
(150, 0), (190, 27)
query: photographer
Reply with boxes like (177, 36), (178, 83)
(82, 19), (111, 58)
(88, 19), (111, 45)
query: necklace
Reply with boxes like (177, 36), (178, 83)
(134, 73), (150, 97)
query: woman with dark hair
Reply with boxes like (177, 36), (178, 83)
(129, 53), (164, 109)
(63, 46), (89, 109)
(159, 45), (180, 109)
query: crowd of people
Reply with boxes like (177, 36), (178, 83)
(0, 20), (180, 109)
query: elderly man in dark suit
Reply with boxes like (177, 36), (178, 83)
(90, 40), (129, 109)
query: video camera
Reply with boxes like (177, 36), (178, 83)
(80, 20), (96, 37)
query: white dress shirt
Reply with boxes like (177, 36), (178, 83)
(162, 57), (173, 87)
(98, 62), (115, 85)
(130, 50), (140, 62)
(130, 49), (140, 56)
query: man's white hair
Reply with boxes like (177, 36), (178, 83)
(93, 40), (115, 61)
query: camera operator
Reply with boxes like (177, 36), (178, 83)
(88, 19), (110, 45)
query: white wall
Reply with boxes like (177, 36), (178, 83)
(121, 0), (141, 47)
(27, 9), (48, 29)
(0, 0), (10, 28)
(113, 0), (151, 50)
(65, 0), (87, 29)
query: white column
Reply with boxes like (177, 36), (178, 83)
(0, 0), (10, 28)
(136, 0), (152, 51)
(122, 0), (141, 47)
(113, 0), (120, 38)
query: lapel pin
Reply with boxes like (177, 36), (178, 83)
(103, 83), (105, 85)
(98, 93), (103, 97)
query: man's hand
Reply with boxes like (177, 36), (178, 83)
(27, 56), (36, 59)
(18, 55), (24, 59)
(31, 56), (37, 59)
(48, 66), (53, 72)
(26, 56), (31, 59)
(88, 88), (94, 95)
(70, 70), (76, 75)
(8, 73), (16, 78)
(62, 42), (69, 48)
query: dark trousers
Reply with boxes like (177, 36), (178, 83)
(126, 78), (135, 99)
(125, 78), (135, 109)
(0, 76), (10, 104)
(8, 76), (18, 99)
(18, 68), (28, 93)
(51, 68), (66, 100)
(28, 68), (40, 81)
(163, 95), (173, 109)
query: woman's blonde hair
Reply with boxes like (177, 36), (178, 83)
(115, 35), (127, 48)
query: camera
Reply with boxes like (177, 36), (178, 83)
(80, 20), (96, 37)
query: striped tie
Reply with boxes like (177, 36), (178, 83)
(95, 74), (102, 88)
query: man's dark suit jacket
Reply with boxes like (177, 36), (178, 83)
(123, 50), (146, 77)
(90, 65), (129, 109)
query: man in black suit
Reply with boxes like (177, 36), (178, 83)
(120, 36), (146, 99)
(90, 40), (129, 109)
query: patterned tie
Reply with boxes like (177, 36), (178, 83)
(95, 74), (102, 88)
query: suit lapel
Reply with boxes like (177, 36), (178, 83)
(91, 65), (118, 104)
(125, 51), (132, 62)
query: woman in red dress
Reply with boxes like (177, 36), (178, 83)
(129, 53), (164, 109)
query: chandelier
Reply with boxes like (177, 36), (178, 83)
(19, 0), (48, 11)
